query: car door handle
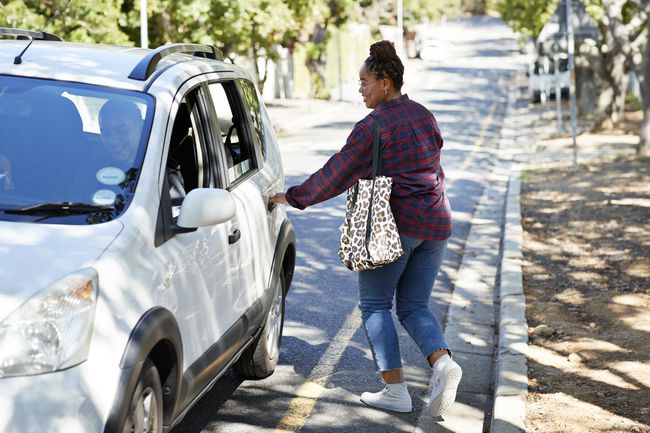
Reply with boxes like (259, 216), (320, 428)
(267, 200), (277, 212)
(228, 229), (241, 244)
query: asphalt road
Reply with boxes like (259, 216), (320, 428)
(172, 16), (525, 433)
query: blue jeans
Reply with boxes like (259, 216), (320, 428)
(358, 234), (448, 371)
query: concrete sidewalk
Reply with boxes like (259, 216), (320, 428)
(264, 69), (532, 433)
(415, 70), (530, 433)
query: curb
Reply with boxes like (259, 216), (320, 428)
(491, 168), (529, 433)
(413, 74), (513, 433)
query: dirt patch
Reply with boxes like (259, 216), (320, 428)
(521, 154), (650, 433)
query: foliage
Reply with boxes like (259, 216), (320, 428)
(0, 1), (46, 30)
(0, 0), (468, 98)
(0, 0), (131, 44)
(493, 0), (559, 37)
(495, 0), (648, 141)
(625, 91), (642, 111)
(356, 0), (462, 28)
(287, 0), (356, 99)
(403, 0), (463, 26)
(463, 0), (487, 15)
(577, 0), (647, 130)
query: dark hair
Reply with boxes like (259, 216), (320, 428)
(364, 40), (404, 91)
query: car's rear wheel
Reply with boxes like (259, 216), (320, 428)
(121, 359), (163, 433)
(234, 272), (286, 379)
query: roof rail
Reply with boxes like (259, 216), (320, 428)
(0, 27), (62, 41)
(128, 43), (225, 81)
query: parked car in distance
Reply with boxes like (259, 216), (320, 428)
(528, 53), (570, 103)
(0, 27), (295, 433)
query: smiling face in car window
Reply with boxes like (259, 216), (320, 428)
(98, 100), (143, 164)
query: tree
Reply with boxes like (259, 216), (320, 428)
(0, 1), (46, 31)
(497, 0), (648, 140)
(495, 0), (557, 36)
(402, 0), (463, 25)
(288, 0), (465, 99)
(233, 0), (297, 93)
(119, 0), (298, 93)
(283, 0), (355, 99)
(0, 0), (131, 45)
(575, 0), (649, 131)
(464, 0), (487, 14)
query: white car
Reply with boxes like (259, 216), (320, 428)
(0, 28), (295, 433)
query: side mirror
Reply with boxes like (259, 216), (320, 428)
(176, 188), (236, 229)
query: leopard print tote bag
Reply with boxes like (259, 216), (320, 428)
(338, 118), (403, 271)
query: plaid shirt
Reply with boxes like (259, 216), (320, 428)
(285, 94), (451, 241)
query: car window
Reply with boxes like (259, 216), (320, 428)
(0, 76), (152, 224)
(238, 79), (265, 159)
(165, 91), (211, 218)
(207, 81), (257, 185)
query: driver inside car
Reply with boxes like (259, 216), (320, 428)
(98, 99), (144, 166)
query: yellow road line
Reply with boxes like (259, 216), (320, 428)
(274, 309), (361, 432)
(454, 101), (498, 176)
(274, 101), (498, 432)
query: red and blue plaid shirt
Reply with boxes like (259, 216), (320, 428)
(285, 94), (451, 241)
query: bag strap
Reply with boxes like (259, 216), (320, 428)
(364, 117), (382, 250)
(371, 116), (382, 178)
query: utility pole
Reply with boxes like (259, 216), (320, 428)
(397, 0), (404, 58)
(553, 49), (563, 133)
(140, 0), (148, 49)
(337, 30), (343, 101)
(566, 0), (578, 164)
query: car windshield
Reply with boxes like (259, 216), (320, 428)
(0, 75), (153, 224)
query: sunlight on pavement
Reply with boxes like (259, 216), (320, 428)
(274, 309), (362, 432)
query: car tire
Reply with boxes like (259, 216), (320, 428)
(121, 359), (163, 433)
(234, 272), (286, 379)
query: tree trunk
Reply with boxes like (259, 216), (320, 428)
(636, 6), (650, 156)
(260, 56), (269, 96)
(249, 21), (266, 95)
(593, 1), (632, 130)
(639, 103), (650, 156)
(594, 52), (629, 130)
(305, 24), (330, 100)
(158, 10), (174, 43)
(305, 57), (328, 99)
(595, 84), (615, 130)
(637, 55), (650, 156)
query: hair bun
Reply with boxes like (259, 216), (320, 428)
(369, 40), (397, 62)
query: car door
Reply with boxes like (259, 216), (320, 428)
(154, 84), (244, 368)
(237, 78), (284, 292)
(205, 80), (270, 306)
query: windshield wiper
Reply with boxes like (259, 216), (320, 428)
(1, 201), (114, 215)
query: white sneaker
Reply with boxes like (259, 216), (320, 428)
(360, 382), (412, 413)
(428, 354), (462, 417)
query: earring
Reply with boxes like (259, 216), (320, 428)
(384, 88), (388, 95)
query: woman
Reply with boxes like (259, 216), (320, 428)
(271, 40), (461, 416)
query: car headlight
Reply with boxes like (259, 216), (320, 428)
(0, 268), (98, 378)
